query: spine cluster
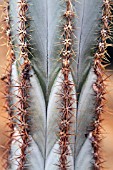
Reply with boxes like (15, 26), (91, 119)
(57, 1), (75, 169)
(92, 0), (112, 169)
(0, 1), (16, 168)
(15, 0), (31, 169)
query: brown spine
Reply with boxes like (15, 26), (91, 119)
(57, 1), (76, 169)
(92, 0), (112, 169)
(15, 0), (31, 169)
(0, 1), (16, 168)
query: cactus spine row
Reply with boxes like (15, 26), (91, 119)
(92, 0), (112, 169)
(14, 0), (31, 169)
(0, 1), (16, 168)
(57, 1), (76, 169)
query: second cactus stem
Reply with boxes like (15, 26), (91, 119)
(58, 0), (76, 169)
(92, 0), (112, 169)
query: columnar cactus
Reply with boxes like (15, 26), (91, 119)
(0, 0), (113, 170)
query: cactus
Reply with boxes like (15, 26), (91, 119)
(0, 0), (113, 170)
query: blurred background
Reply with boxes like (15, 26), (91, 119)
(0, 1), (113, 170)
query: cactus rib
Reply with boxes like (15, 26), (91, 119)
(57, 0), (76, 169)
(14, 0), (32, 169)
(92, 0), (113, 169)
(0, 1), (16, 168)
